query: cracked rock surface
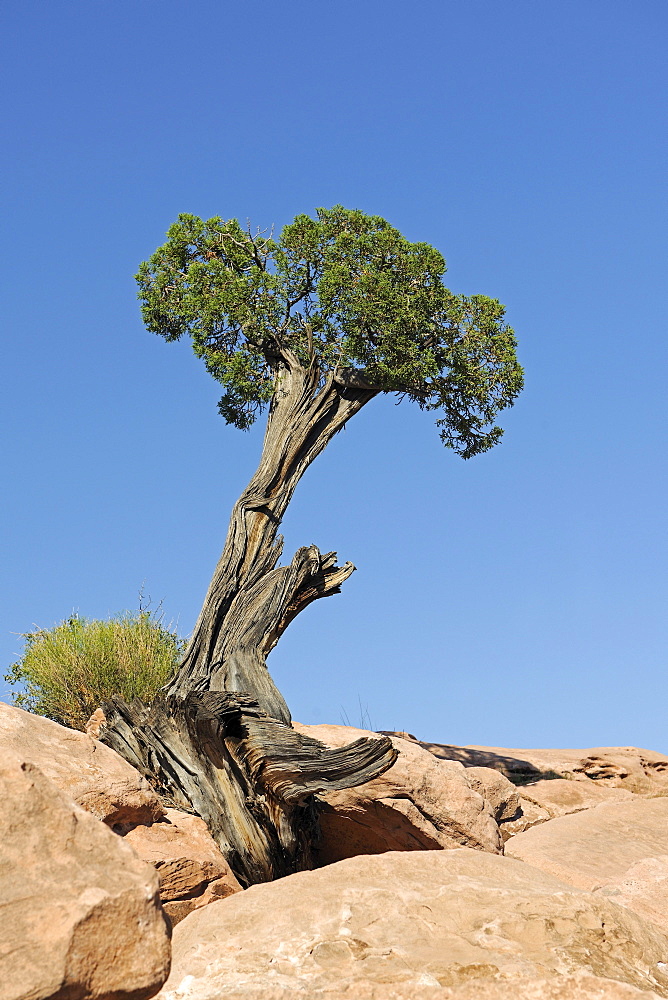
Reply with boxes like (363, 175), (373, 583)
(156, 848), (668, 999)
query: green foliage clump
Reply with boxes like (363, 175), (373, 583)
(137, 205), (523, 458)
(4, 612), (185, 731)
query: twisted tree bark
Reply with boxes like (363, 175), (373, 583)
(100, 355), (397, 886)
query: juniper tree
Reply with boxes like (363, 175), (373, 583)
(100, 207), (523, 885)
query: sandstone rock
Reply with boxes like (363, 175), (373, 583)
(85, 705), (107, 739)
(464, 765), (521, 823)
(520, 778), (635, 817)
(123, 807), (242, 925)
(293, 723), (501, 864)
(381, 732), (660, 842)
(594, 856), (668, 931)
(156, 848), (668, 999)
(495, 779), (637, 840)
(505, 797), (668, 890)
(407, 738), (668, 796)
(498, 795), (552, 840)
(440, 974), (665, 1000)
(0, 700), (163, 826)
(156, 972), (664, 999)
(507, 778), (638, 837)
(0, 751), (171, 1000)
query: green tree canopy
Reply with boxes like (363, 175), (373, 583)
(137, 206), (523, 458)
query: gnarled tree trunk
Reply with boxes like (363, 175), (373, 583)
(100, 356), (397, 886)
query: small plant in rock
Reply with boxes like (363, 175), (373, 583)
(4, 611), (185, 731)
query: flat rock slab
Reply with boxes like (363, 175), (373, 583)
(505, 797), (668, 890)
(294, 723), (501, 863)
(156, 973), (664, 999)
(594, 856), (668, 931)
(520, 778), (635, 817)
(439, 975), (665, 1000)
(0, 700), (163, 825)
(168, 974), (664, 999)
(123, 807), (242, 925)
(156, 848), (668, 999)
(498, 779), (637, 840)
(0, 751), (171, 1000)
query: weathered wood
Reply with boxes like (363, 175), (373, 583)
(100, 354), (394, 884)
(167, 359), (378, 704)
(101, 692), (397, 886)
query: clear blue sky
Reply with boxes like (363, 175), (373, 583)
(2, 1), (666, 752)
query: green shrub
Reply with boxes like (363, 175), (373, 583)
(4, 612), (185, 731)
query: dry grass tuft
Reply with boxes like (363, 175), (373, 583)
(4, 612), (185, 730)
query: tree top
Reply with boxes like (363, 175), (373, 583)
(136, 206), (523, 457)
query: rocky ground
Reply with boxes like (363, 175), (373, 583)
(2, 702), (668, 1000)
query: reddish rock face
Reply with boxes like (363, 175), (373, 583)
(294, 723), (502, 864)
(122, 808), (242, 925)
(156, 849), (668, 999)
(0, 702), (245, 927)
(0, 701), (164, 826)
(0, 751), (171, 1000)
